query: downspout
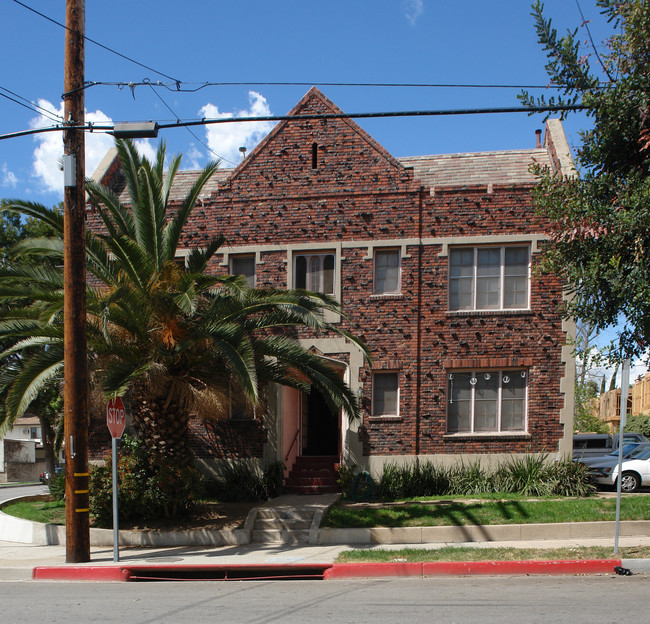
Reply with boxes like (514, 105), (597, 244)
(415, 186), (424, 459)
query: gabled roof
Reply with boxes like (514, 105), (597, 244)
(91, 87), (568, 202)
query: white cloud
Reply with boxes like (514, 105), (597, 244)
(29, 101), (157, 197)
(1, 163), (18, 189)
(200, 91), (276, 167)
(133, 139), (157, 164)
(29, 100), (115, 196)
(403, 0), (424, 26)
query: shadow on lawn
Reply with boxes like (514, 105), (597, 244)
(328, 499), (531, 538)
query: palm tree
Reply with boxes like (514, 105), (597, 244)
(0, 140), (366, 465)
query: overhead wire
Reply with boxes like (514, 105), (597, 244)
(73, 79), (612, 97)
(11, 0), (180, 85)
(0, 86), (63, 124)
(146, 84), (236, 166)
(0, 103), (588, 143)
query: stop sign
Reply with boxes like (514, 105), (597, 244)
(106, 397), (126, 439)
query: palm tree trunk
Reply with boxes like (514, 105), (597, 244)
(130, 390), (191, 465)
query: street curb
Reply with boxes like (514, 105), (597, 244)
(323, 559), (622, 579)
(32, 558), (625, 582)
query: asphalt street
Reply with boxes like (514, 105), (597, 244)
(0, 575), (647, 624)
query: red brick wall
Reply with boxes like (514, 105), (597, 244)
(85, 90), (568, 462)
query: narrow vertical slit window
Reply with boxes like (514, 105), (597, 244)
(311, 143), (318, 169)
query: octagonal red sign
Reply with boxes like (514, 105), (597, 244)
(106, 397), (126, 438)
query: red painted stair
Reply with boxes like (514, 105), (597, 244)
(284, 455), (339, 494)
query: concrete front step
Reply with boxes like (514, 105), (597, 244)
(255, 509), (314, 521)
(284, 485), (339, 495)
(251, 529), (310, 544)
(253, 518), (312, 531)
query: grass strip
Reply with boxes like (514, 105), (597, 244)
(323, 495), (650, 528)
(335, 545), (650, 563)
(2, 499), (66, 525)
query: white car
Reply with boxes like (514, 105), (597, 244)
(590, 445), (650, 492)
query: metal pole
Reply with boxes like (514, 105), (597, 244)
(112, 436), (119, 562)
(614, 358), (630, 555)
(63, 0), (90, 563)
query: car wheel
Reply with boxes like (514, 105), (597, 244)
(619, 471), (641, 493)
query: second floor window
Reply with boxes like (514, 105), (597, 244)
(374, 249), (401, 295)
(449, 246), (530, 311)
(294, 253), (335, 294)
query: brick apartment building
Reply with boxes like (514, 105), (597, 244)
(89, 88), (575, 478)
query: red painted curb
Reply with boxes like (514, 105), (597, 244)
(324, 562), (423, 579)
(324, 559), (622, 579)
(31, 559), (624, 582)
(422, 559), (622, 576)
(33, 566), (131, 582)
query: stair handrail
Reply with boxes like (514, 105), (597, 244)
(284, 427), (300, 463)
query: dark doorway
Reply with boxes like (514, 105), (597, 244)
(301, 388), (339, 456)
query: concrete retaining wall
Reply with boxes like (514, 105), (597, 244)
(2, 493), (650, 547)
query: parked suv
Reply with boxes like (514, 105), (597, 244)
(572, 433), (649, 460)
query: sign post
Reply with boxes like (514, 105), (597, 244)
(106, 397), (126, 562)
(614, 359), (631, 555)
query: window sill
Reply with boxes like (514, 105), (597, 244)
(370, 294), (404, 301)
(446, 309), (532, 317)
(367, 415), (402, 422)
(443, 432), (530, 440)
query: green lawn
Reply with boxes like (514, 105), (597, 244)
(323, 494), (650, 528)
(335, 545), (650, 563)
(2, 499), (66, 525)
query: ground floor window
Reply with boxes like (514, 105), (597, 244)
(372, 372), (399, 417)
(447, 370), (527, 433)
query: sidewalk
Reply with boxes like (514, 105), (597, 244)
(2, 535), (649, 582)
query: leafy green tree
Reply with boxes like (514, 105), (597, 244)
(0, 201), (63, 473)
(574, 380), (608, 433)
(0, 140), (367, 465)
(521, 0), (650, 359)
(624, 412), (650, 437)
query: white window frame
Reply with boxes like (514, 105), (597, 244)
(447, 370), (528, 433)
(371, 371), (400, 418)
(230, 254), (256, 287)
(293, 251), (335, 294)
(448, 246), (530, 311)
(373, 248), (401, 295)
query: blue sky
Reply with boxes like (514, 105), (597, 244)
(1, 0), (643, 381)
(1, 0), (606, 204)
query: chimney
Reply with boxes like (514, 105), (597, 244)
(535, 129), (542, 149)
(239, 146), (247, 160)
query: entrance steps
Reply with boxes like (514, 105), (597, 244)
(251, 508), (314, 544)
(284, 456), (339, 495)
(248, 493), (339, 545)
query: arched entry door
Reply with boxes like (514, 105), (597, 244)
(301, 387), (339, 457)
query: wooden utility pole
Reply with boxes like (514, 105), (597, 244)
(63, 0), (90, 563)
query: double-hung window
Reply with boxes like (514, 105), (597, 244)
(449, 246), (529, 311)
(447, 370), (527, 433)
(294, 252), (335, 294)
(372, 372), (399, 417)
(231, 254), (256, 287)
(374, 249), (401, 295)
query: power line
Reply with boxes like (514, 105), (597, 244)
(0, 86), (64, 123)
(11, 0), (180, 84)
(145, 84), (236, 166)
(0, 103), (588, 142)
(73, 79), (610, 97)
